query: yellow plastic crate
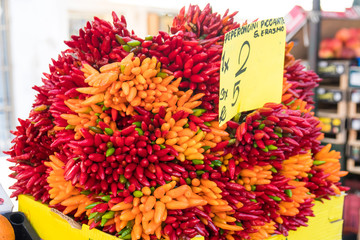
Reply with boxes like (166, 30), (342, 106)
(18, 194), (344, 240)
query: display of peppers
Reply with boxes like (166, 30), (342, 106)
(4, 4), (349, 240)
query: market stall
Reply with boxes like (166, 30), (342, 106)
(1, 4), (349, 240)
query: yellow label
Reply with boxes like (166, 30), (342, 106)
(219, 18), (286, 126)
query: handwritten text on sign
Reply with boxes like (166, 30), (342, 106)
(219, 17), (286, 126)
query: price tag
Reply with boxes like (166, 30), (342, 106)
(219, 17), (286, 126)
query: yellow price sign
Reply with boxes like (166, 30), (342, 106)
(219, 17), (286, 126)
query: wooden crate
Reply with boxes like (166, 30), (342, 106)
(347, 158), (360, 175)
(317, 60), (350, 90)
(346, 142), (360, 160)
(322, 132), (347, 145)
(348, 102), (360, 118)
(348, 128), (360, 143)
(348, 89), (360, 118)
(316, 87), (347, 117)
(317, 101), (347, 118)
(317, 60), (350, 76)
(346, 140), (360, 175)
(319, 74), (348, 90)
(318, 116), (346, 144)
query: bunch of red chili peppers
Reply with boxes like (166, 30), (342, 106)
(4, 4), (348, 240)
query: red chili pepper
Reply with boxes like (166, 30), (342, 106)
(177, 216), (189, 222)
(183, 228), (196, 235)
(135, 165), (144, 178)
(202, 67), (219, 76)
(184, 58), (194, 69)
(225, 182), (245, 191)
(160, 155), (175, 162)
(170, 231), (177, 240)
(175, 55), (183, 68)
(255, 140), (265, 149)
(144, 169), (156, 180)
(64, 158), (76, 173)
(103, 224), (116, 233)
(160, 56), (170, 65)
(228, 159), (235, 179)
(26, 173), (40, 189)
(124, 136), (135, 146)
(128, 177), (141, 190)
(15, 170), (33, 180)
(166, 146), (178, 157)
(226, 120), (239, 129)
(283, 137), (300, 147)
(183, 40), (198, 46)
(154, 128), (161, 138)
(123, 195), (133, 204)
(80, 128), (93, 140)
(253, 131), (265, 140)
(248, 210), (264, 215)
(190, 75), (204, 83)
(168, 162), (185, 172)
(211, 140), (228, 152)
(243, 132), (253, 144)
(183, 210), (204, 226)
(179, 178), (186, 185)
(100, 180), (108, 192)
(91, 203), (108, 213)
(98, 165), (105, 180)
(79, 171), (88, 185)
(74, 138), (95, 147)
(234, 212), (261, 220)
(206, 220), (218, 234)
(197, 123), (211, 132)
(98, 121), (110, 131)
(91, 134), (101, 147)
(89, 153), (106, 162)
(161, 172), (171, 181)
(200, 113), (217, 122)
(65, 162), (80, 181)
(138, 176), (151, 187)
(192, 52), (208, 63)
(189, 115), (204, 124)
(125, 163), (137, 173)
(236, 122), (246, 141)
(164, 224), (174, 236)
(50, 135), (74, 148)
(159, 163), (173, 173)
(192, 63), (204, 74)
(187, 121), (196, 132)
(156, 148), (170, 157)
(121, 125), (136, 136)
(194, 223), (208, 237)
(172, 111), (185, 121)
